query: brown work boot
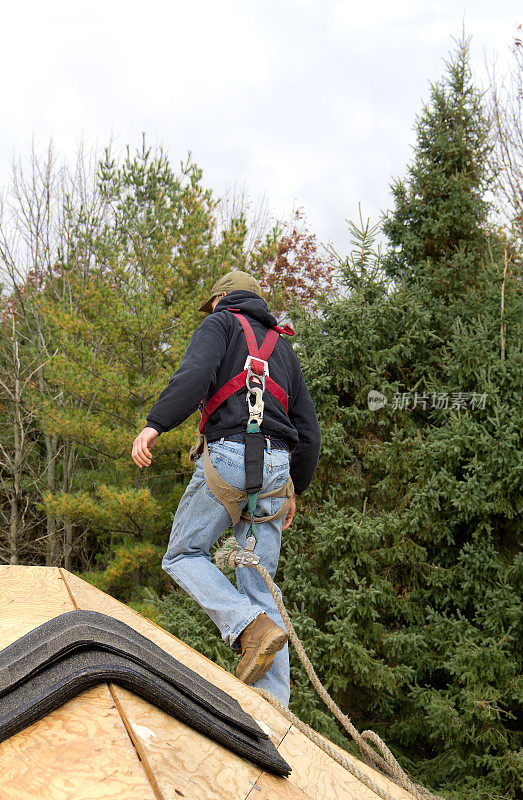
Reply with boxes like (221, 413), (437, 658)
(235, 613), (289, 685)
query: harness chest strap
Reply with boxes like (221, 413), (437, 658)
(203, 436), (294, 526)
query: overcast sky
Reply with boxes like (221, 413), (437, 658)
(0, 1), (520, 257)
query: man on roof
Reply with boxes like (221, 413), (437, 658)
(132, 270), (322, 706)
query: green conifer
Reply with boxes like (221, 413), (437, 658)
(282, 36), (522, 799)
(37, 140), (257, 588)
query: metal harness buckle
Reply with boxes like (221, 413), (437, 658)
(247, 385), (264, 425)
(245, 356), (268, 400)
(244, 355), (269, 379)
(245, 357), (267, 425)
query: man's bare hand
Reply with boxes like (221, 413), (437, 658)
(132, 427), (159, 468)
(282, 493), (296, 531)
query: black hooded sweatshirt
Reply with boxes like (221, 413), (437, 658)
(145, 291), (322, 494)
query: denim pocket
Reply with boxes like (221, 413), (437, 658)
(269, 468), (291, 517)
(204, 443), (247, 501)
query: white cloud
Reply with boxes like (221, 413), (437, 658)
(0, 0), (520, 255)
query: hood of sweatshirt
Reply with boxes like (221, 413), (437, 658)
(213, 290), (279, 329)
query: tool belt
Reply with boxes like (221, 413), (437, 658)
(202, 435), (294, 526)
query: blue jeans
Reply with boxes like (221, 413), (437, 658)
(161, 437), (291, 706)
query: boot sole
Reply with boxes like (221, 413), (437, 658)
(236, 628), (289, 684)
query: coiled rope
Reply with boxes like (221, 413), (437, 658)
(214, 537), (444, 800)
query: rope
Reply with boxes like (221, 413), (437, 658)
(213, 539), (444, 800)
(255, 687), (405, 800)
(253, 563), (442, 800)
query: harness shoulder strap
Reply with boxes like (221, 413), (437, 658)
(227, 309), (280, 366)
(259, 328), (279, 360)
(198, 310), (289, 434)
(228, 311), (260, 357)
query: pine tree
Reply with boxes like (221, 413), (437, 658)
(37, 140), (259, 586)
(0, 145), (95, 567)
(0, 135), (334, 592)
(280, 37), (522, 799)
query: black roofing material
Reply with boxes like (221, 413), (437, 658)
(0, 611), (291, 777)
(0, 610), (259, 736)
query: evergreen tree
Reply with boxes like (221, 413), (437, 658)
(37, 140), (268, 586)
(278, 37), (521, 799)
(0, 145), (96, 567)
(0, 136), (332, 589)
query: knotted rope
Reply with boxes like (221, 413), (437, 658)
(213, 536), (444, 800)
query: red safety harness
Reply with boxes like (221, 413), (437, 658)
(198, 308), (294, 434)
